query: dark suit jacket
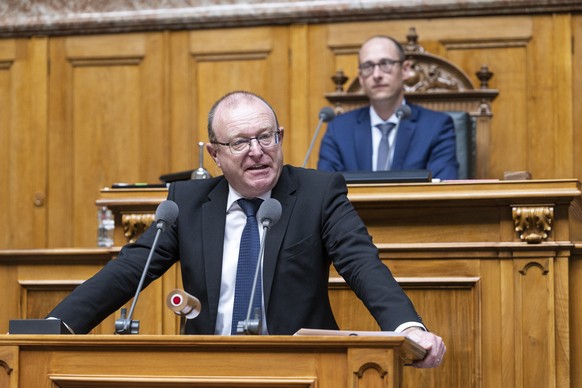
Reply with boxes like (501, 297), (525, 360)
(48, 166), (422, 334)
(317, 104), (459, 180)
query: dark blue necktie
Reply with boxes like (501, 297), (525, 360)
(231, 198), (263, 334)
(376, 122), (396, 170)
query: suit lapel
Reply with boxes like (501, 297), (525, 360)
(202, 179), (228, 331)
(354, 108), (373, 170)
(263, 167), (296, 313)
(392, 105), (419, 170)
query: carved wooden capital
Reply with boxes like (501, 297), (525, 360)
(122, 213), (155, 243)
(512, 206), (553, 244)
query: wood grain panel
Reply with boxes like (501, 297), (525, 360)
(570, 249), (582, 388)
(446, 41), (529, 179)
(47, 33), (167, 248)
(329, 273), (479, 388)
(514, 257), (555, 387)
(574, 16), (582, 188)
(0, 40), (13, 249)
(0, 249), (176, 335)
(19, 281), (82, 320)
(526, 16), (573, 179)
(0, 38), (48, 249)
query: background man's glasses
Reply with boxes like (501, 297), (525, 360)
(212, 130), (281, 154)
(359, 58), (403, 77)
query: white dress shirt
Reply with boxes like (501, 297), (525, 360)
(214, 186), (270, 335)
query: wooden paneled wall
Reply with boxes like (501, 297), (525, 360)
(1, 14), (581, 249)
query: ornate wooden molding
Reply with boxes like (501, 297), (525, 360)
(1, 1), (581, 37)
(0, 359), (13, 375)
(0, 60), (13, 70)
(512, 206), (554, 244)
(518, 260), (550, 275)
(353, 362), (388, 383)
(122, 213), (155, 243)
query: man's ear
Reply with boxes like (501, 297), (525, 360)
(206, 143), (220, 167)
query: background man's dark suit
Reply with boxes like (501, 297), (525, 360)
(48, 165), (422, 334)
(317, 104), (459, 180)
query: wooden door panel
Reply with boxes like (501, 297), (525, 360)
(0, 38), (47, 249)
(48, 33), (167, 247)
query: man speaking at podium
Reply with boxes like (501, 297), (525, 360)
(48, 90), (446, 368)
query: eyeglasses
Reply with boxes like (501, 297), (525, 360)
(212, 130), (281, 154)
(358, 58), (403, 77)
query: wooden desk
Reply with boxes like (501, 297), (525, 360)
(2, 179), (581, 387)
(0, 334), (423, 387)
(96, 179), (582, 246)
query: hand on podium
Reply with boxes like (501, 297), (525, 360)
(404, 327), (446, 368)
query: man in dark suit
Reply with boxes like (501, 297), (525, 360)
(48, 90), (446, 368)
(317, 35), (459, 180)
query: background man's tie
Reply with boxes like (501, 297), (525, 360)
(231, 198), (263, 334)
(376, 122), (396, 170)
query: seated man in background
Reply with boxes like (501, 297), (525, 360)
(47, 90), (445, 368)
(317, 35), (459, 180)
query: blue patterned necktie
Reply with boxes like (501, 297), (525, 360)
(231, 198), (263, 334)
(376, 122), (396, 170)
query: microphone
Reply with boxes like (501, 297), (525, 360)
(166, 288), (201, 334)
(384, 105), (411, 169)
(166, 289), (201, 319)
(302, 107), (336, 168)
(395, 104), (411, 121)
(237, 198), (282, 335)
(115, 200), (179, 334)
(256, 198), (282, 229)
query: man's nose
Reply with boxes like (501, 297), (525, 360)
(372, 64), (384, 78)
(248, 138), (263, 154)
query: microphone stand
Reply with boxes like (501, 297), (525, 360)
(237, 225), (269, 335)
(302, 115), (326, 168)
(191, 141), (211, 179)
(179, 316), (187, 335)
(114, 227), (163, 334)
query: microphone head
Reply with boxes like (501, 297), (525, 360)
(155, 200), (179, 231)
(319, 107), (336, 123)
(395, 105), (412, 120)
(166, 289), (201, 319)
(257, 198), (282, 229)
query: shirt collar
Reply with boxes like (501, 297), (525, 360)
(369, 98), (408, 127)
(226, 185), (271, 212)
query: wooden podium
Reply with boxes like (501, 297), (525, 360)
(0, 334), (424, 388)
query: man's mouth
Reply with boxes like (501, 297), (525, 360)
(247, 164), (268, 171)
